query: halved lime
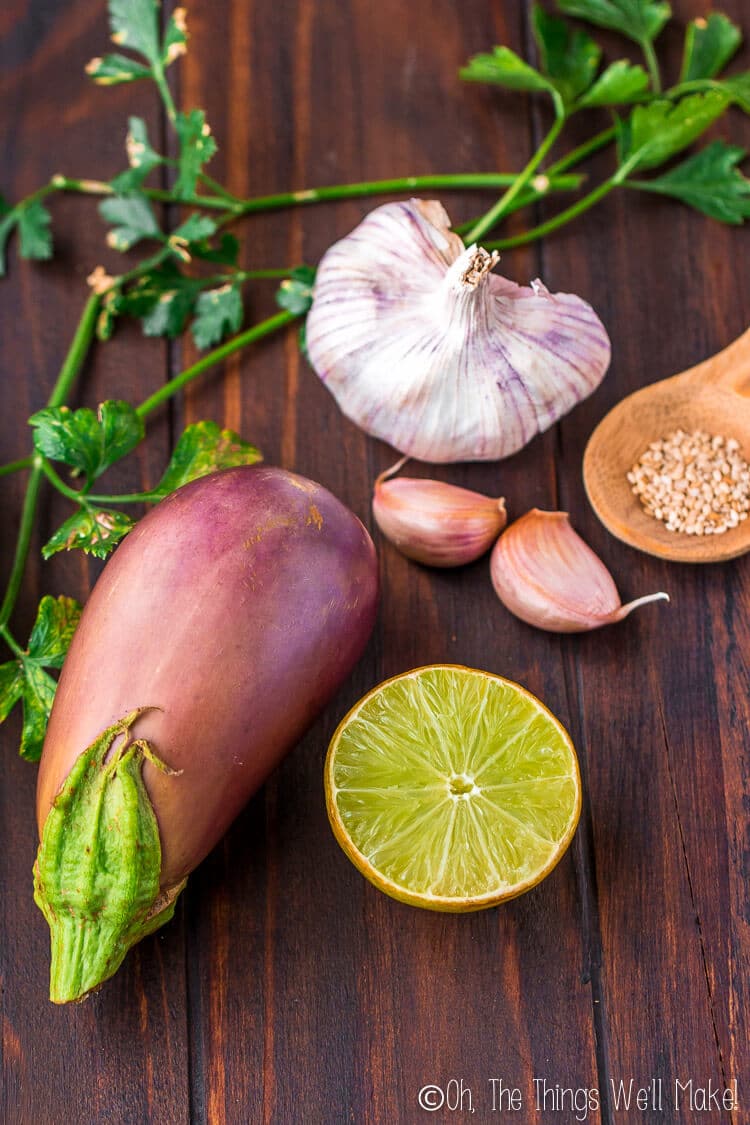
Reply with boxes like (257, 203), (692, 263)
(325, 665), (581, 911)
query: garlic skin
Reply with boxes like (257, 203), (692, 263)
(373, 465), (506, 567)
(306, 199), (611, 463)
(490, 509), (669, 632)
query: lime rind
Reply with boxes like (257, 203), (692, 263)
(327, 665), (581, 909)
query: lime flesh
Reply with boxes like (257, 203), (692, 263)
(325, 665), (581, 911)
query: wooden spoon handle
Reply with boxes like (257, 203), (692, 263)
(690, 326), (750, 394)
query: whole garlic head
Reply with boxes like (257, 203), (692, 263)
(306, 199), (611, 463)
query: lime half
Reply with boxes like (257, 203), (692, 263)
(325, 665), (581, 911)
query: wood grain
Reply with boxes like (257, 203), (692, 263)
(1, 1), (748, 1122)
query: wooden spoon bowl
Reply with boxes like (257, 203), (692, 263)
(583, 328), (750, 563)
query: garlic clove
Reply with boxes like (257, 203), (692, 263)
(490, 509), (669, 632)
(373, 460), (506, 567)
(306, 199), (610, 463)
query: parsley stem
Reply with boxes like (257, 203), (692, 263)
(0, 625), (24, 660)
(233, 268), (295, 281)
(38, 460), (81, 503)
(152, 62), (178, 124)
(198, 172), (241, 204)
(0, 295), (100, 633)
(464, 108), (567, 243)
(114, 246), (173, 289)
(641, 37), (662, 94)
(48, 171), (583, 222)
(137, 309), (298, 419)
(546, 126), (616, 176)
(0, 455), (34, 478)
(483, 163), (635, 251)
(0, 464), (43, 631)
(454, 126), (615, 239)
(47, 294), (101, 408)
(52, 176), (237, 213)
(86, 490), (156, 505)
(231, 172), (579, 214)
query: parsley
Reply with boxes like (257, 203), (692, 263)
(85, 54), (152, 85)
(275, 266), (316, 315)
(150, 421), (262, 499)
(628, 140), (750, 223)
(29, 401), (144, 484)
(576, 59), (649, 108)
(681, 13), (742, 82)
(174, 109), (218, 197)
(617, 91), (730, 171)
(99, 192), (161, 251)
(0, 596), (82, 761)
(463, 6), (650, 116)
(460, 48), (554, 95)
(556, 0), (670, 46)
(111, 117), (164, 192)
(17, 201), (53, 261)
(42, 508), (134, 561)
(192, 285), (243, 349)
(532, 6), (602, 107)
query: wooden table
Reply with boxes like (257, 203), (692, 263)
(2, 2), (748, 1121)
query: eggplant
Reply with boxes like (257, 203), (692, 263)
(34, 465), (378, 1003)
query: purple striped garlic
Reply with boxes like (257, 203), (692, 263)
(306, 199), (611, 463)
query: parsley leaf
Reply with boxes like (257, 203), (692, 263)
(111, 116), (163, 192)
(20, 665), (58, 761)
(276, 266), (316, 315)
(0, 663), (23, 724)
(99, 191), (161, 251)
(27, 594), (82, 668)
(85, 54), (152, 85)
(42, 508), (134, 561)
(162, 7), (188, 67)
(108, 0), (160, 66)
(532, 5), (601, 107)
(680, 13), (742, 82)
(170, 212), (218, 244)
(115, 261), (201, 337)
(17, 200), (53, 262)
(576, 59), (649, 107)
(190, 232), (239, 265)
(192, 284), (243, 349)
(628, 140), (750, 224)
(721, 73), (750, 114)
(150, 421), (262, 499)
(173, 109), (218, 198)
(617, 90), (730, 171)
(0, 595), (82, 760)
(460, 47), (554, 95)
(29, 400), (144, 482)
(141, 284), (199, 338)
(556, 0), (671, 45)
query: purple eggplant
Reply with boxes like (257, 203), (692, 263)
(34, 465), (378, 1003)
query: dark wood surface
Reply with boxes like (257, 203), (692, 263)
(1, 2), (748, 1122)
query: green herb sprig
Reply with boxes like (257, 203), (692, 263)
(1, 0), (748, 759)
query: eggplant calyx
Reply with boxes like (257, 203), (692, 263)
(33, 709), (183, 1004)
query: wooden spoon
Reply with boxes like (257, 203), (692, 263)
(583, 328), (750, 563)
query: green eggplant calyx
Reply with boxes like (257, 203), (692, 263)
(33, 709), (185, 1004)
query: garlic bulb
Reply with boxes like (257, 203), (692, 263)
(306, 199), (610, 463)
(490, 509), (669, 632)
(373, 459), (506, 567)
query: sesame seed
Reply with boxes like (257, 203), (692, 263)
(628, 429), (750, 536)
